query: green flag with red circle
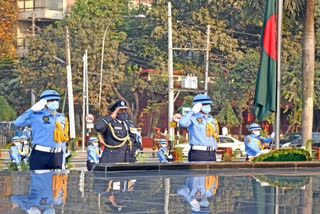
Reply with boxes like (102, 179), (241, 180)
(254, 0), (277, 121)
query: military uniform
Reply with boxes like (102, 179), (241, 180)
(87, 137), (100, 171)
(94, 99), (140, 163)
(244, 123), (273, 158)
(179, 94), (219, 161)
(157, 138), (173, 162)
(8, 136), (22, 164)
(177, 176), (218, 213)
(11, 170), (68, 213)
(14, 90), (68, 170)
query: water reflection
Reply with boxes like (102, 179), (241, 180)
(177, 176), (218, 213)
(10, 170), (67, 214)
(1, 169), (320, 213)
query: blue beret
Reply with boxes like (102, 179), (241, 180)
(108, 99), (128, 112)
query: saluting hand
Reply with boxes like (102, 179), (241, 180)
(31, 99), (47, 112)
(192, 102), (202, 114)
(111, 107), (120, 119)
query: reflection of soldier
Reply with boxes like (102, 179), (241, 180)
(11, 170), (68, 213)
(152, 128), (161, 157)
(157, 138), (173, 162)
(177, 176), (219, 213)
(95, 99), (140, 163)
(93, 177), (136, 212)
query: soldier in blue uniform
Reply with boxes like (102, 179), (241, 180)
(8, 136), (22, 164)
(11, 170), (68, 213)
(244, 123), (274, 160)
(179, 94), (219, 161)
(94, 99), (141, 163)
(157, 138), (173, 162)
(87, 137), (100, 171)
(20, 135), (30, 163)
(177, 176), (219, 213)
(14, 89), (68, 170)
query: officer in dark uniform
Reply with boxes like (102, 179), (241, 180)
(94, 99), (141, 163)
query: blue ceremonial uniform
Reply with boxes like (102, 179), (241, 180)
(157, 147), (173, 162)
(177, 176), (218, 213)
(11, 171), (67, 213)
(244, 134), (273, 157)
(87, 144), (100, 171)
(14, 108), (66, 170)
(179, 110), (218, 161)
(8, 145), (22, 163)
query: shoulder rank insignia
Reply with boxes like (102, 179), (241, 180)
(43, 116), (50, 124)
(245, 136), (251, 143)
(197, 117), (203, 123)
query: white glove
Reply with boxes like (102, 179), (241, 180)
(271, 132), (275, 139)
(31, 99), (47, 111)
(190, 199), (200, 212)
(192, 103), (202, 114)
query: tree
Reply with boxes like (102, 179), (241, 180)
(301, 0), (315, 153)
(0, 0), (17, 59)
(0, 96), (16, 121)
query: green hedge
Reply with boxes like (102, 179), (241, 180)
(252, 148), (312, 161)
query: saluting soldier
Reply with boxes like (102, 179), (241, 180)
(8, 136), (22, 164)
(14, 89), (69, 170)
(94, 99), (141, 163)
(179, 94), (219, 161)
(244, 123), (274, 160)
(86, 137), (100, 171)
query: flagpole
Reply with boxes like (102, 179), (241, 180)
(275, 0), (283, 149)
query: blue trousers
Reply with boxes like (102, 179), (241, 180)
(188, 149), (216, 161)
(29, 150), (63, 170)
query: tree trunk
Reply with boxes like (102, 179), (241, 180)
(133, 90), (140, 124)
(301, 0), (315, 155)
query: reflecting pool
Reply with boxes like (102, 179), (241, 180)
(1, 168), (320, 213)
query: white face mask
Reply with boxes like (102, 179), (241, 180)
(253, 130), (260, 136)
(93, 143), (99, 147)
(14, 142), (21, 147)
(161, 144), (166, 148)
(24, 141), (28, 144)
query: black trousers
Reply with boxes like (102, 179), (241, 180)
(29, 150), (63, 170)
(100, 144), (135, 163)
(188, 149), (216, 161)
(87, 160), (95, 171)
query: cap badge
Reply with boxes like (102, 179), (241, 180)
(121, 101), (125, 106)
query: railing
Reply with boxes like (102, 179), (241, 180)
(18, 0), (63, 12)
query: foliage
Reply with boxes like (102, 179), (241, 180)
(0, 0), (17, 58)
(171, 147), (183, 161)
(252, 148), (312, 161)
(215, 102), (240, 127)
(5, 162), (29, 171)
(0, 58), (31, 114)
(0, 96), (16, 121)
(254, 175), (310, 189)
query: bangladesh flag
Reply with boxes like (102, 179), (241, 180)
(254, 0), (277, 121)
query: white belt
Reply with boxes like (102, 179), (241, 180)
(191, 145), (215, 151)
(33, 145), (62, 153)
